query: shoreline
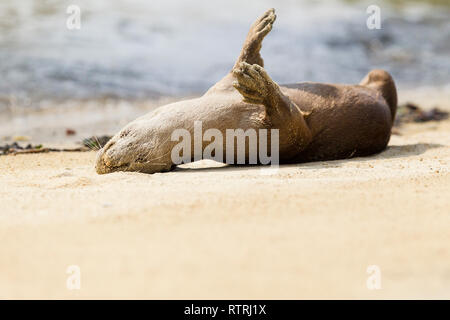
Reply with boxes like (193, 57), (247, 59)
(1, 87), (449, 146)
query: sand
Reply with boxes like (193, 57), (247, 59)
(1, 92), (450, 299)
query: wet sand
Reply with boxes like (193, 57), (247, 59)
(1, 109), (450, 298)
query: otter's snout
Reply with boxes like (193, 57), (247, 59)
(95, 148), (109, 174)
(95, 140), (122, 174)
(94, 121), (173, 175)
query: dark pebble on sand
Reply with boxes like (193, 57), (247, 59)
(66, 128), (77, 136)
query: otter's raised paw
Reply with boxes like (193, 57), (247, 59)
(248, 8), (276, 42)
(232, 62), (277, 105)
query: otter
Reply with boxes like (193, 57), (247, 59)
(96, 8), (397, 174)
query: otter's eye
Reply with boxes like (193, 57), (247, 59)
(136, 154), (147, 163)
(120, 129), (130, 138)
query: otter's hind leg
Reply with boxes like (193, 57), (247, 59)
(233, 8), (276, 69)
(232, 62), (312, 159)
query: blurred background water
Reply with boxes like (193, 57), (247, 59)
(0, 0), (449, 110)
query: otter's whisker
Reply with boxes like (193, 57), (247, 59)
(85, 139), (96, 151)
(94, 136), (102, 151)
(144, 149), (172, 162)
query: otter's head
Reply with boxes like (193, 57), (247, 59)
(95, 122), (156, 174)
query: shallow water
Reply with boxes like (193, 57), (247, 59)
(0, 0), (449, 109)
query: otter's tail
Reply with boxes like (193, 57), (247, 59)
(360, 69), (397, 122)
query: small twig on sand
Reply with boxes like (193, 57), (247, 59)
(0, 142), (92, 156)
(1, 135), (113, 156)
(9, 147), (89, 155)
(395, 103), (449, 127)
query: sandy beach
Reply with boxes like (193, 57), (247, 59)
(1, 92), (449, 299)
